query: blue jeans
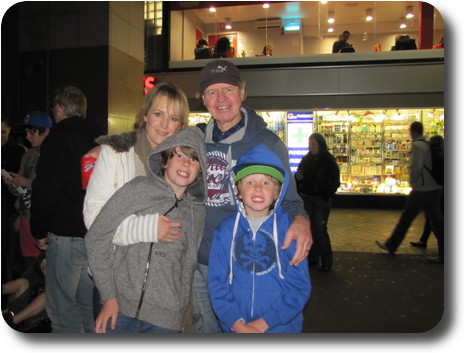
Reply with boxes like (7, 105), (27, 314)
(106, 312), (179, 333)
(46, 233), (94, 332)
(192, 263), (222, 333)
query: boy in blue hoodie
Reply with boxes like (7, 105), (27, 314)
(208, 144), (311, 333)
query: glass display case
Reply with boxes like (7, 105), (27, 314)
(315, 109), (444, 195)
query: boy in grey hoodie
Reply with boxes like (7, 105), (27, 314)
(85, 126), (207, 333)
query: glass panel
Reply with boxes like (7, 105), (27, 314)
(168, 1), (444, 62)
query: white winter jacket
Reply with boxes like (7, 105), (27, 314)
(84, 131), (160, 244)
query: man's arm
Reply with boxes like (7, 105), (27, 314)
(269, 138), (313, 265)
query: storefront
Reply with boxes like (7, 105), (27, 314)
(188, 108), (444, 198)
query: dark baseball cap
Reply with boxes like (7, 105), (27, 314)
(199, 60), (241, 92)
(24, 111), (53, 128)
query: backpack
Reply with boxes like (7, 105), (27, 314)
(423, 137), (444, 186)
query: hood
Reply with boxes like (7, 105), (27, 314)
(148, 126), (208, 204)
(227, 143), (289, 283)
(95, 131), (137, 153)
(229, 143), (289, 215)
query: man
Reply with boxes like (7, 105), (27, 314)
(192, 59), (313, 333)
(332, 30), (353, 53)
(376, 121), (444, 263)
(31, 86), (103, 332)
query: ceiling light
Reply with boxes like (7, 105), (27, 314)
(328, 27), (334, 33)
(406, 6), (414, 19)
(263, 3), (270, 9)
(400, 22), (407, 29)
(209, 7), (216, 13)
(225, 17), (232, 30)
(365, 9), (373, 21)
(321, 1), (328, 4)
(328, 11), (335, 24)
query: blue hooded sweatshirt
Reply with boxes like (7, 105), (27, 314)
(208, 144), (311, 333)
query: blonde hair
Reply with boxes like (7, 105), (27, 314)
(135, 82), (189, 130)
(53, 86), (87, 119)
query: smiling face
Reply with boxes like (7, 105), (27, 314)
(144, 95), (182, 148)
(237, 173), (281, 218)
(163, 147), (201, 198)
(202, 83), (245, 132)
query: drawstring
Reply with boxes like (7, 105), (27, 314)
(228, 213), (284, 285)
(273, 214), (284, 280)
(134, 197), (181, 322)
(229, 212), (241, 284)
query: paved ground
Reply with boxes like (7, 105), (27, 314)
(329, 208), (438, 256)
(301, 208), (444, 333)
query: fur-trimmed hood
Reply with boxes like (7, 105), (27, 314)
(95, 131), (138, 153)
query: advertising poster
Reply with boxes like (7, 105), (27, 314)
(286, 112), (313, 173)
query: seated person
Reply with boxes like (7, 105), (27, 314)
(2, 251), (49, 332)
(194, 39), (212, 59)
(391, 35), (417, 50)
(332, 31), (354, 53)
(213, 37), (232, 58)
(256, 45), (273, 56)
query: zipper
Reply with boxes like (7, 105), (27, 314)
(134, 197), (182, 321)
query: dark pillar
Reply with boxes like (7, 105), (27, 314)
(418, 2), (434, 49)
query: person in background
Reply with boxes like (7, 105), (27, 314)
(295, 133), (340, 272)
(213, 36), (232, 58)
(85, 127), (207, 333)
(376, 122), (444, 264)
(2, 111), (52, 273)
(410, 135), (444, 249)
(256, 45), (273, 57)
(391, 34), (417, 50)
(2, 251), (48, 332)
(192, 59), (312, 333)
(332, 30), (353, 53)
(194, 39), (212, 59)
(30, 85), (104, 332)
(433, 36), (444, 49)
(2, 117), (27, 282)
(208, 144), (311, 333)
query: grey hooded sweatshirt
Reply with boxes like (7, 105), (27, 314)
(85, 126), (207, 331)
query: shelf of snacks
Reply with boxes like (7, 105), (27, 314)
(347, 112), (384, 193)
(379, 110), (418, 194)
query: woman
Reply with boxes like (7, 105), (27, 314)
(295, 133), (340, 271)
(84, 81), (190, 247)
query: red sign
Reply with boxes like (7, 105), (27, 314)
(144, 76), (156, 94)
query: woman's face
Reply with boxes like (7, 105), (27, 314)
(144, 95), (182, 148)
(309, 137), (320, 155)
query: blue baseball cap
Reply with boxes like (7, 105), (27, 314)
(24, 111), (53, 128)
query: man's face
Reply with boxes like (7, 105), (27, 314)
(202, 83), (244, 132)
(1, 122), (10, 146)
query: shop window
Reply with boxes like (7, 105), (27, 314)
(166, 1), (444, 65)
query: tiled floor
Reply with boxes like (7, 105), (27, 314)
(328, 208), (439, 255)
